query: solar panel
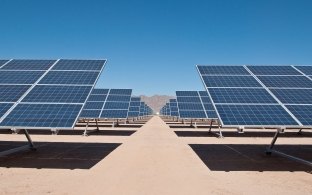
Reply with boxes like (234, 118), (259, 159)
(286, 105), (312, 125)
(1, 104), (83, 128)
(79, 109), (102, 118)
(176, 91), (217, 119)
(294, 66), (312, 75)
(1, 60), (56, 70)
(128, 97), (141, 118)
(101, 110), (128, 118)
(39, 71), (100, 85)
(91, 89), (109, 95)
(109, 89), (132, 95)
(197, 65), (312, 127)
(0, 60), (9, 67)
(87, 95), (107, 102)
(216, 104), (298, 126)
(270, 89), (312, 104)
(209, 88), (277, 104)
(0, 85), (31, 102)
(21, 86), (92, 103)
(247, 66), (302, 75)
(198, 65), (249, 75)
(0, 71), (45, 84)
(106, 95), (131, 102)
(52, 59), (105, 71)
(0, 59), (106, 129)
(83, 102), (105, 109)
(0, 103), (13, 118)
(80, 88), (132, 119)
(202, 76), (262, 87)
(257, 76), (312, 88)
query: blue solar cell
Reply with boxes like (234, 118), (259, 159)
(39, 71), (99, 85)
(209, 88), (277, 103)
(106, 95), (131, 102)
(1, 60), (56, 70)
(178, 103), (204, 110)
(130, 101), (141, 107)
(129, 106), (140, 112)
(79, 109), (101, 118)
(101, 110), (128, 118)
(294, 66), (312, 75)
(171, 111), (179, 116)
(170, 107), (178, 112)
(199, 91), (209, 97)
(22, 85), (92, 103)
(104, 102), (129, 109)
(176, 91), (199, 96)
(216, 104), (298, 126)
(109, 89), (132, 95)
(206, 111), (218, 118)
(270, 89), (312, 104)
(131, 97), (141, 101)
(169, 99), (177, 103)
(200, 96), (211, 103)
(0, 103), (13, 118)
(0, 104), (82, 128)
(203, 103), (215, 111)
(0, 60), (9, 67)
(92, 89), (109, 95)
(0, 71), (45, 84)
(179, 110), (207, 118)
(0, 85), (31, 102)
(177, 96), (201, 103)
(286, 105), (312, 126)
(84, 102), (104, 109)
(247, 66), (301, 75)
(87, 95), (107, 102)
(258, 76), (312, 88)
(128, 111), (140, 117)
(52, 59), (106, 71)
(198, 66), (250, 75)
(203, 76), (262, 87)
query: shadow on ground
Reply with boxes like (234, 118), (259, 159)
(190, 144), (312, 172)
(175, 131), (312, 138)
(0, 141), (121, 169)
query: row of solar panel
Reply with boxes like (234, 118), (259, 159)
(80, 89), (153, 119)
(0, 59), (105, 71)
(198, 65), (312, 76)
(0, 59), (106, 129)
(160, 91), (218, 119)
(197, 65), (312, 127)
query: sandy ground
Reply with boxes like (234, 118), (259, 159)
(0, 116), (311, 195)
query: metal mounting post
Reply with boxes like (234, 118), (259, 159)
(266, 128), (312, 167)
(0, 129), (36, 157)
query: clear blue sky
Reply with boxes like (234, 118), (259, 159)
(0, 0), (311, 96)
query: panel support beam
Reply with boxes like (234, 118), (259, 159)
(0, 129), (36, 157)
(266, 128), (312, 167)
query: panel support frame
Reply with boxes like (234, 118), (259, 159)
(0, 129), (36, 157)
(266, 128), (312, 167)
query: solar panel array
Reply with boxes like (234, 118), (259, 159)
(0, 59), (106, 129)
(80, 89), (132, 119)
(176, 91), (218, 119)
(197, 65), (312, 127)
(169, 99), (179, 116)
(127, 97), (141, 118)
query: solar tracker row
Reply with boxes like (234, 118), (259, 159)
(0, 59), (106, 129)
(197, 65), (312, 127)
(80, 88), (132, 119)
(176, 91), (217, 119)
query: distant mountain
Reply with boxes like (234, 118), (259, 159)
(140, 95), (174, 113)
